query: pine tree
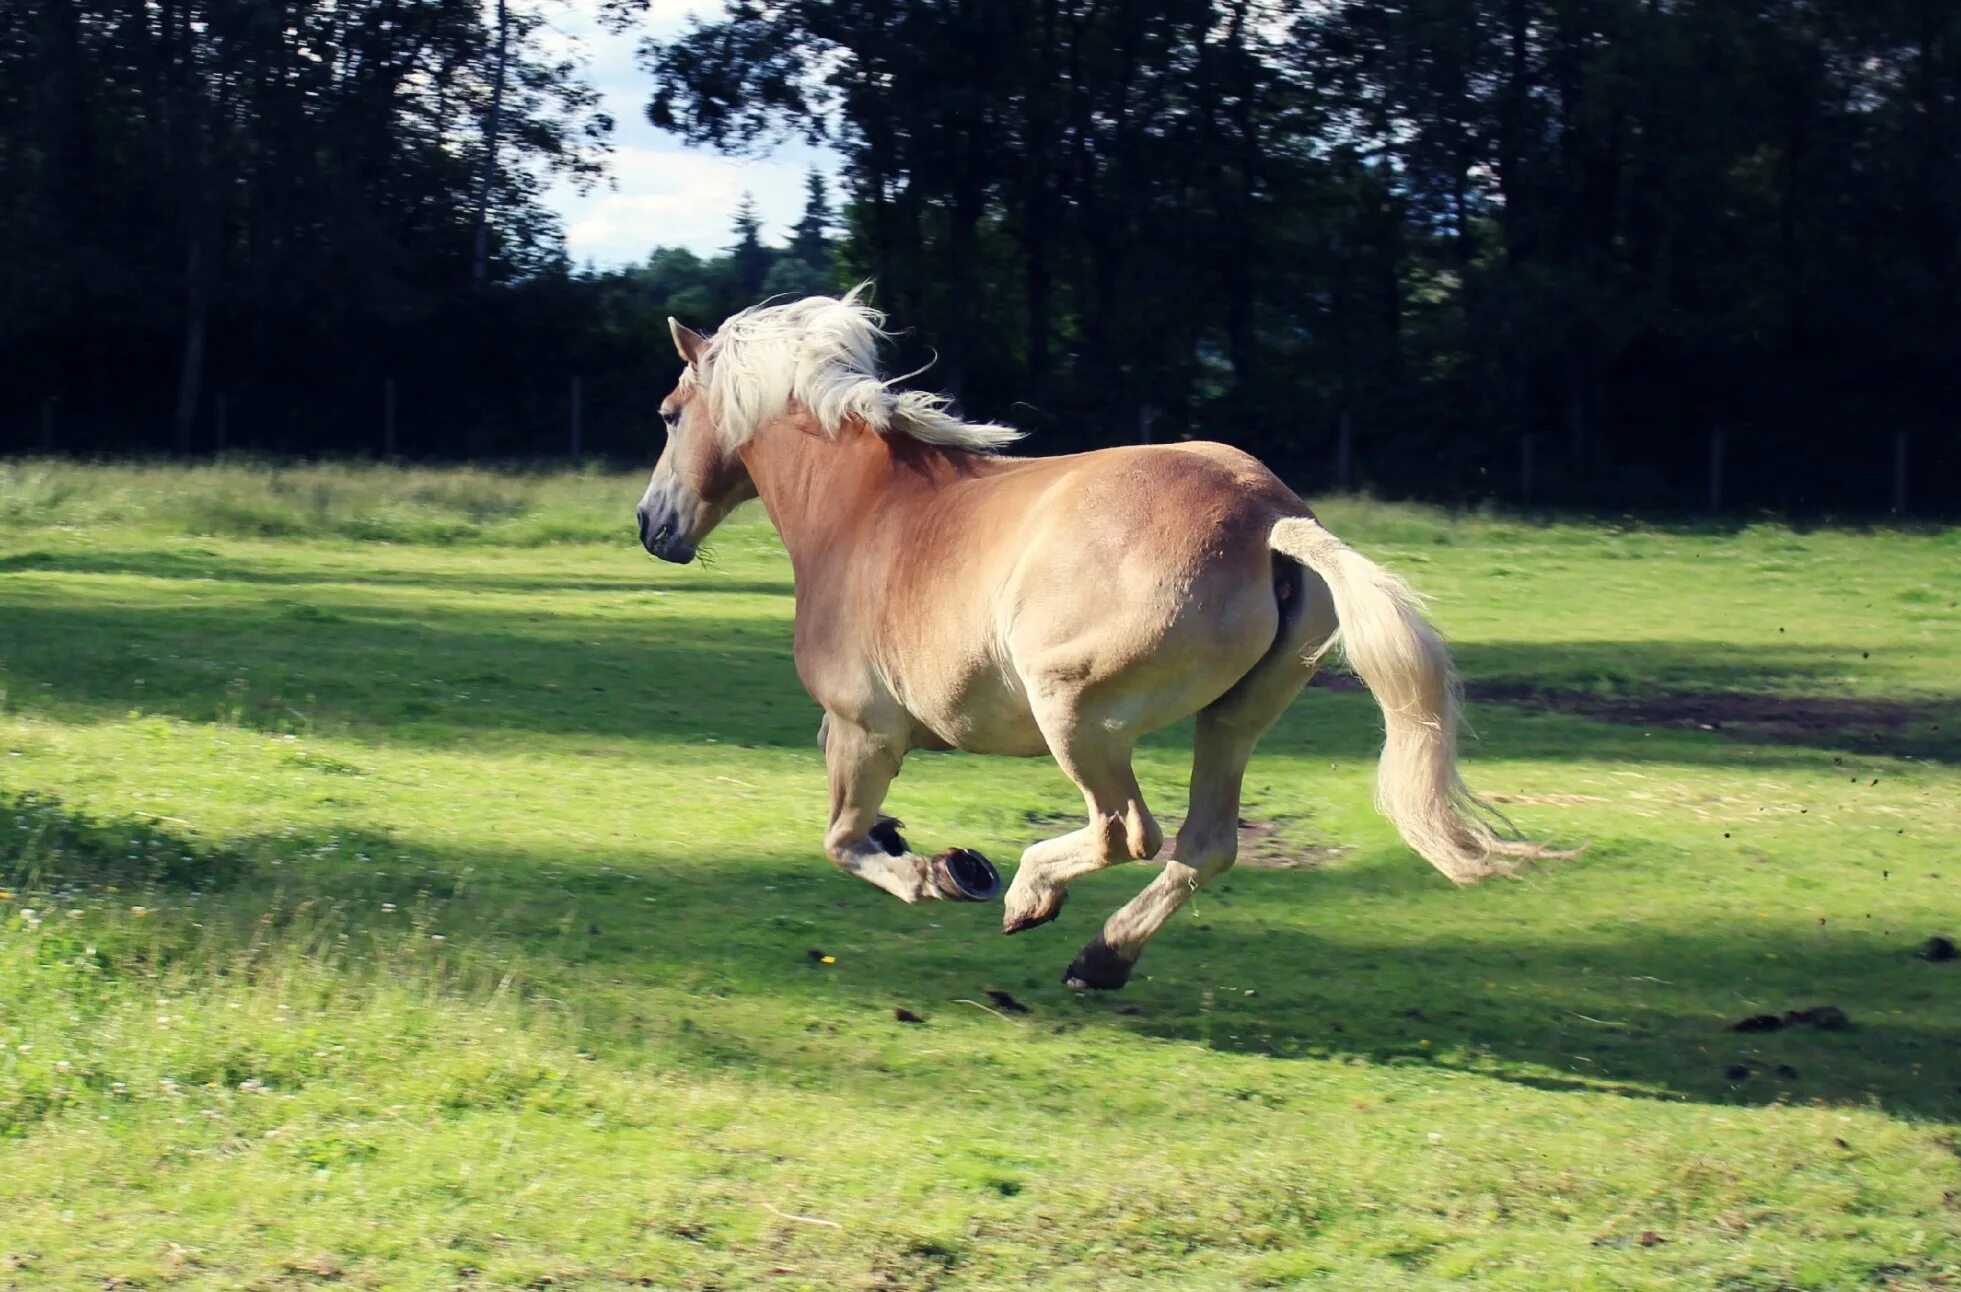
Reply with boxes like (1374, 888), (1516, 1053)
(790, 170), (835, 274)
(729, 192), (771, 298)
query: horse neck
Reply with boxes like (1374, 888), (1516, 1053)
(737, 412), (981, 576)
(737, 412), (891, 572)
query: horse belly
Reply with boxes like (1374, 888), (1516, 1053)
(899, 662), (1049, 757)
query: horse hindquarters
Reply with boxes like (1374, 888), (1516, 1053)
(997, 517), (1288, 945)
(1061, 552), (1337, 988)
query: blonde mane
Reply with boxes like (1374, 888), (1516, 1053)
(687, 285), (1022, 453)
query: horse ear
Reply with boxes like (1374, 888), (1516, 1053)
(668, 317), (708, 367)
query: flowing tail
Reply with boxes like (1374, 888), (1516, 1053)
(1269, 516), (1544, 883)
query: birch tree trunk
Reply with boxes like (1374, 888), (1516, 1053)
(470, 0), (511, 284)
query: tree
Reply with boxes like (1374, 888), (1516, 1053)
(790, 169), (836, 275)
(3, 0), (1957, 509)
(638, 0), (1961, 509)
(643, 0), (1304, 431)
(729, 193), (771, 298)
(471, 0), (514, 285)
(0, 0), (613, 454)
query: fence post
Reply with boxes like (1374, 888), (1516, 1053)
(1520, 433), (1535, 506)
(1707, 427), (1726, 512)
(570, 375), (584, 460)
(1892, 431), (1908, 515)
(383, 380), (398, 459)
(1336, 409), (1353, 491)
(40, 396), (57, 453)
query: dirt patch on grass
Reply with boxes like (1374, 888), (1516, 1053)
(1485, 792), (1606, 806)
(1309, 666), (1953, 756)
(1018, 812), (1347, 871)
(1223, 816), (1350, 870)
(1310, 672), (1950, 755)
(1472, 684), (1942, 752)
(1148, 815), (1348, 871)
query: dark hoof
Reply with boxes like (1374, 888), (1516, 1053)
(1063, 936), (1136, 991)
(868, 815), (908, 856)
(931, 848), (1001, 902)
(1002, 890), (1065, 935)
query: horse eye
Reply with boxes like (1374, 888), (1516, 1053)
(661, 408), (680, 428)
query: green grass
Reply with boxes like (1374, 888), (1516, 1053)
(1, 460), (1957, 1289)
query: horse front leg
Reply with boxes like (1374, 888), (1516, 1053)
(822, 713), (1001, 904)
(817, 713), (906, 854)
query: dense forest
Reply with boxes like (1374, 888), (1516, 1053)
(3, 1), (1957, 511)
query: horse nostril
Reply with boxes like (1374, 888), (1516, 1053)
(639, 511), (675, 554)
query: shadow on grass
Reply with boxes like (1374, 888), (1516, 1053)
(1104, 889), (1961, 1123)
(5, 542), (1957, 1122)
(526, 850), (1961, 1125)
(3, 568), (1954, 764)
(0, 787), (254, 891)
(0, 596), (819, 749)
(13, 780), (1951, 1123)
(633, 849), (1961, 1123)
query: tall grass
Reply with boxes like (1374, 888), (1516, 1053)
(6, 457), (1948, 551)
(0, 787), (567, 1146)
(0, 458), (645, 546)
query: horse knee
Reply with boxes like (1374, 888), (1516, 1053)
(1161, 852), (1235, 902)
(824, 821), (871, 865)
(1098, 808), (1162, 862)
(1172, 821), (1238, 879)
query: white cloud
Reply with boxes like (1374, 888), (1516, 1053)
(562, 142), (832, 265)
(537, 1), (839, 267)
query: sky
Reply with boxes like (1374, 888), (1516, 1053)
(539, 1), (838, 269)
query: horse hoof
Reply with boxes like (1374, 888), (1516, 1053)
(931, 848), (1001, 902)
(1002, 890), (1064, 935)
(1062, 936), (1134, 991)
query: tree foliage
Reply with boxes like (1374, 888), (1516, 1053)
(0, 0), (611, 451)
(643, 0), (1961, 508)
(1, 0), (1954, 510)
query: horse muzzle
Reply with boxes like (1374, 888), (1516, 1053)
(636, 506), (697, 564)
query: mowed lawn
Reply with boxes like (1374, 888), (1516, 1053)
(0, 461), (1957, 1290)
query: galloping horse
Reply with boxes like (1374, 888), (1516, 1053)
(636, 288), (1542, 989)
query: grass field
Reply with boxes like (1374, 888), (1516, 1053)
(1, 459), (1957, 1290)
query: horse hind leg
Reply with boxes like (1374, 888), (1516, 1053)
(822, 713), (1001, 903)
(1002, 699), (1163, 935)
(1059, 708), (1254, 988)
(1063, 613), (1324, 989)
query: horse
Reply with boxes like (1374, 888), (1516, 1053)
(635, 287), (1545, 989)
